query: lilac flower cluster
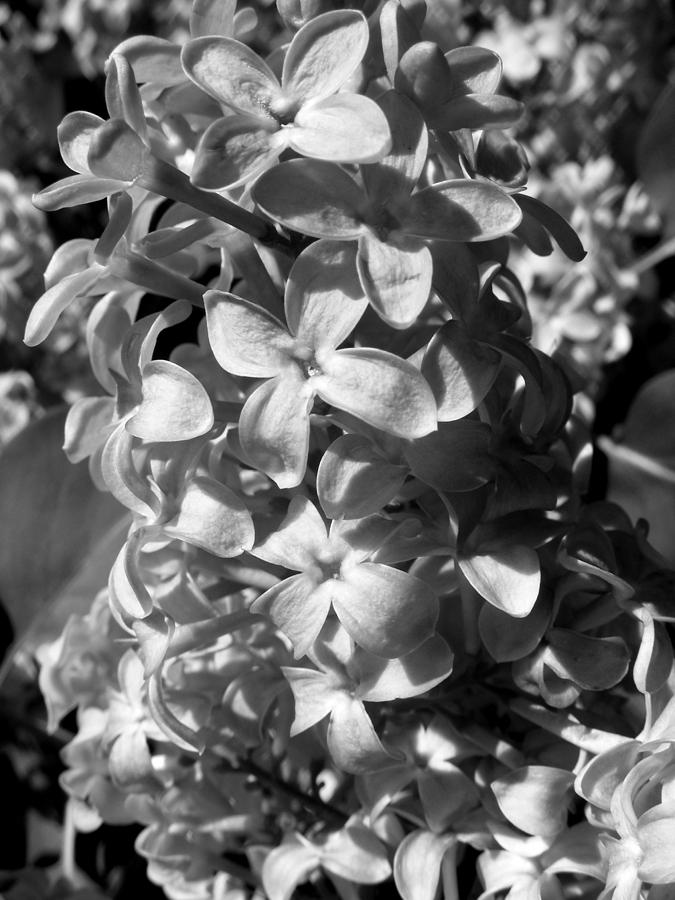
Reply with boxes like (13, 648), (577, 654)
(27, 2), (675, 899)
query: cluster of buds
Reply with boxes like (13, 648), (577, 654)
(28, 2), (675, 899)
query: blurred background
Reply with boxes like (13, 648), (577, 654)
(1, 0), (674, 896)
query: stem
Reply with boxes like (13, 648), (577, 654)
(141, 156), (292, 251)
(61, 800), (77, 884)
(240, 758), (348, 828)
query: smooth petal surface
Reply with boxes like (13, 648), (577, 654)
(250, 495), (329, 571)
(315, 348), (437, 439)
(282, 666), (339, 734)
(282, 10), (368, 102)
(191, 114), (283, 189)
(239, 372), (315, 488)
(181, 37), (281, 115)
(58, 111), (105, 174)
(445, 46), (503, 95)
(492, 766), (575, 838)
(252, 160), (364, 239)
(125, 360), (214, 441)
(544, 630), (630, 691)
(327, 693), (393, 773)
(404, 180), (522, 241)
(204, 291), (294, 377)
(33, 174), (129, 211)
(321, 826), (391, 883)
(286, 240), (367, 349)
(431, 94), (524, 132)
(262, 839), (320, 900)
(332, 562), (437, 658)
(637, 804), (675, 883)
(190, 0), (236, 37)
(87, 119), (148, 182)
(25, 266), (102, 347)
(291, 94), (391, 163)
(458, 546), (541, 617)
(422, 321), (501, 420)
(357, 634), (454, 701)
(362, 90), (428, 200)
(403, 420), (495, 492)
(115, 35), (185, 85)
(63, 397), (117, 463)
(317, 433), (407, 519)
(394, 830), (455, 900)
(357, 232), (432, 328)
(163, 476), (254, 557)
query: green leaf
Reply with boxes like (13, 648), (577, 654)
(0, 409), (129, 671)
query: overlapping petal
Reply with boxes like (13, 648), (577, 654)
(357, 232), (431, 328)
(290, 94), (391, 163)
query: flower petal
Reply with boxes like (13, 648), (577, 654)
(63, 396), (117, 463)
(357, 232), (431, 328)
(239, 373), (315, 489)
(262, 838), (321, 900)
(191, 113), (283, 189)
(317, 433), (407, 519)
(394, 829), (455, 900)
(204, 290), (294, 377)
(58, 111), (105, 174)
(422, 321), (501, 420)
(281, 665), (339, 734)
(404, 420), (495, 492)
(252, 159), (364, 239)
(282, 10), (369, 103)
(637, 804), (675, 883)
(332, 562), (437, 658)
(458, 546), (540, 617)
(327, 693), (394, 773)
(115, 35), (185, 85)
(291, 94), (391, 164)
(190, 0), (237, 38)
(163, 476), (254, 557)
(87, 119), (149, 182)
(315, 347), (437, 439)
(357, 634), (454, 701)
(404, 180), (522, 241)
(181, 36), (281, 116)
(251, 495), (330, 570)
(125, 360), (214, 441)
(491, 766), (574, 838)
(285, 240), (367, 349)
(362, 90), (428, 199)
(321, 826), (391, 884)
(431, 94), (524, 132)
(33, 174), (130, 211)
(445, 46), (503, 95)
(25, 266), (102, 347)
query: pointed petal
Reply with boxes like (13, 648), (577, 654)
(404, 180), (522, 241)
(239, 372), (314, 488)
(291, 94), (391, 164)
(32, 174), (128, 211)
(163, 476), (254, 557)
(204, 290), (294, 377)
(515, 194), (586, 262)
(357, 231), (431, 328)
(125, 360), (214, 442)
(317, 433), (407, 519)
(252, 159), (364, 239)
(458, 546), (541, 617)
(362, 90), (428, 199)
(286, 239), (367, 348)
(250, 495), (330, 570)
(24, 267), (102, 347)
(394, 830), (454, 900)
(315, 347), (437, 439)
(332, 562), (437, 658)
(58, 111), (105, 174)
(106, 54), (148, 142)
(256, 574), (331, 658)
(422, 321), (501, 420)
(181, 36), (281, 115)
(357, 634), (454, 701)
(281, 665), (338, 734)
(282, 10), (369, 103)
(327, 693), (394, 773)
(100, 424), (159, 520)
(191, 113), (283, 189)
